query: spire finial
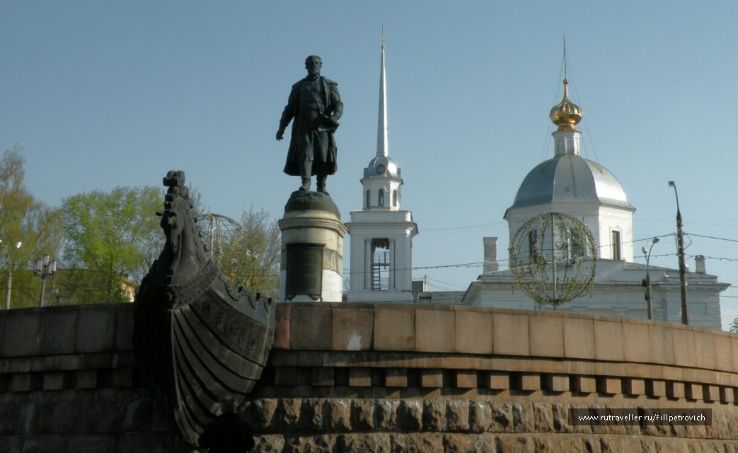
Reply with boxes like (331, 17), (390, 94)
(563, 34), (568, 82)
(549, 37), (583, 132)
(561, 35), (571, 101)
(376, 28), (389, 158)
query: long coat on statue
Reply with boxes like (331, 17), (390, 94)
(279, 76), (343, 176)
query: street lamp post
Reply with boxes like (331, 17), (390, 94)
(668, 180), (688, 325)
(33, 254), (57, 307)
(1, 240), (23, 310)
(641, 237), (660, 320)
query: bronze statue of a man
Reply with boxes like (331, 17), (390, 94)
(276, 55), (343, 194)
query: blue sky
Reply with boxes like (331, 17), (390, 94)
(2, 1), (737, 328)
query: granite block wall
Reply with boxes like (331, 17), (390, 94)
(3, 303), (738, 452)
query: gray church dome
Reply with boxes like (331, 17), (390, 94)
(509, 77), (632, 212)
(509, 154), (633, 210)
(363, 155), (401, 179)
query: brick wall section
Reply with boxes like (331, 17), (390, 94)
(241, 397), (738, 451)
(0, 305), (189, 453)
(276, 303), (738, 372)
(3, 303), (738, 452)
(0, 305), (134, 394)
(0, 388), (188, 453)
(259, 303), (738, 406)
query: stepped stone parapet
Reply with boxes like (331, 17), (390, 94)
(2, 303), (738, 451)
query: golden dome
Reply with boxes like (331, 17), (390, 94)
(549, 79), (582, 131)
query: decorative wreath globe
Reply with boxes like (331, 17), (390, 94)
(196, 213), (242, 264)
(508, 212), (597, 307)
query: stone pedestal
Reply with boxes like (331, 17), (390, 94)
(278, 191), (346, 302)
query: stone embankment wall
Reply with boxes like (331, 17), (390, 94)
(248, 303), (738, 451)
(0, 305), (187, 453)
(2, 303), (738, 452)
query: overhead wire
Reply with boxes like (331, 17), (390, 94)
(685, 233), (738, 244)
(340, 239), (737, 276)
(423, 276), (467, 291)
(422, 221), (505, 233)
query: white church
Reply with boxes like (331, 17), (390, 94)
(343, 42), (727, 330)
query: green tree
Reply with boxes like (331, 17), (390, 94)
(215, 209), (280, 300)
(0, 147), (63, 309)
(61, 186), (163, 304)
(730, 316), (738, 334)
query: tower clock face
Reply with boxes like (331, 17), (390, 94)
(376, 164), (386, 174)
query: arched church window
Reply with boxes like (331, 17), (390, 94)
(392, 190), (398, 207)
(366, 190), (370, 208)
(378, 189), (385, 207)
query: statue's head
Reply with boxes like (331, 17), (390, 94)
(305, 55), (322, 77)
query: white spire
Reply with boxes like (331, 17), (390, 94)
(376, 27), (389, 158)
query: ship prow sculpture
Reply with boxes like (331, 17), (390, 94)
(133, 170), (275, 446)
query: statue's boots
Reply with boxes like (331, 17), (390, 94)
(299, 161), (312, 192)
(317, 175), (328, 195)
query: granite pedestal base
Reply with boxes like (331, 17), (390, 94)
(278, 191), (345, 302)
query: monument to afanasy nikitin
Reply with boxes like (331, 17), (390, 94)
(276, 55), (346, 303)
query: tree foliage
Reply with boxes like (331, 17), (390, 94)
(214, 209), (281, 300)
(61, 186), (163, 303)
(0, 154), (281, 307)
(0, 148), (63, 308)
(730, 316), (738, 334)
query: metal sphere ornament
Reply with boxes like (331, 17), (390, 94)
(509, 212), (596, 307)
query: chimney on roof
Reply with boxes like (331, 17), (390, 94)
(695, 255), (706, 274)
(483, 237), (499, 273)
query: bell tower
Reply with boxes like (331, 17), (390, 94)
(346, 33), (418, 302)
